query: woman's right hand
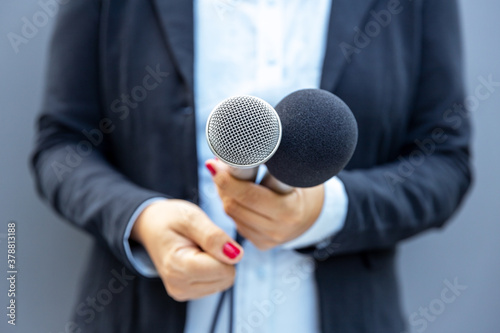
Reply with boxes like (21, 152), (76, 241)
(131, 199), (243, 301)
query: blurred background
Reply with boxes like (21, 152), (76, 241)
(0, 1), (499, 332)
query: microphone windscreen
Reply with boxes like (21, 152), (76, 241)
(266, 89), (358, 187)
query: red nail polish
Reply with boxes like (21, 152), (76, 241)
(223, 242), (240, 259)
(205, 162), (216, 176)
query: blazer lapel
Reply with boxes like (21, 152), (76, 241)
(150, 0), (194, 93)
(321, 0), (378, 91)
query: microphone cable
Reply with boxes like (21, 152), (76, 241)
(209, 288), (229, 333)
(209, 233), (243, 333)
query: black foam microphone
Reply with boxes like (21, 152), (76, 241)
(263, 89), (358, 188)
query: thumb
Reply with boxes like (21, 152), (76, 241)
(173, 201), (243, 265)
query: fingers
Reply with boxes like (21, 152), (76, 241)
(166, 249), (236, 301)
(233, 220), (276, 251)
(167, 279), (234, 302)
(223, 200), (277, 236)
(206, 159), (287, 218)
(177, 247), (236, 281)
(231, 208), (302, 247)
(205, 160), (326, 250)
(134, 199), (241, 301)
(206, 159), (300, 229)
(170, 200), (244, 264)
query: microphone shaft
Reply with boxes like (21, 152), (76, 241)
(260, 171), (294, 194)
(227, 166), (259, 182)
(228, 167), (293, 194)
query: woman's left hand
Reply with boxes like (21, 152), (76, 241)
(206, 159), (325, 251)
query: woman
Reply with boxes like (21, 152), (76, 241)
(32, 0), (471, 332)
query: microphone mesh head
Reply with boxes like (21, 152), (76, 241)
(206, 96), (281, 167)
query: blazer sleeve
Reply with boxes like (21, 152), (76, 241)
(315, 0), (472, 257)
(31, 0), (165, 274)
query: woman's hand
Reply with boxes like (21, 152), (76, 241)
(131, 199), (243, 301)
(206, 159), (325, 251)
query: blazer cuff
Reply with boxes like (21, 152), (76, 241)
(123, 197), (164, 278)
(281, 176), (348, 250)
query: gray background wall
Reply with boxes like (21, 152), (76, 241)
(0, 1), (498, 332)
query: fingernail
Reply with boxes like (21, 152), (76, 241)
(205, 162), (216, 176)
(223, 242), (240, 259)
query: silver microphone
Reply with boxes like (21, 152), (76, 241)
(206, 95), (293, 193)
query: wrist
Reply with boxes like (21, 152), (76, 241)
(131, 199), (169, 245)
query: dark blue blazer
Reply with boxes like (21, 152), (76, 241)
(32, 0), (471, 332)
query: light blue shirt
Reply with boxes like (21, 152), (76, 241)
(124, 1), (349, 332)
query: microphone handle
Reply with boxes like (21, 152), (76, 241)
(227, 166), (293, 194)
(227, 166), (259, 182)
(260, 171), (294, 194)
